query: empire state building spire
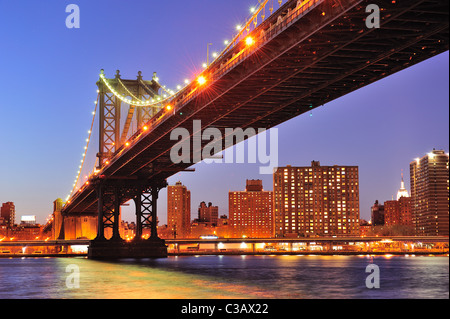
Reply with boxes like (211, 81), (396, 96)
(397, 170), (409, 200)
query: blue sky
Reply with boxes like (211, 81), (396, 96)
(0, 1), (448, 224)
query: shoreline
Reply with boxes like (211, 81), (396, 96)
(168, 251), (449, 257)
(0, 251), (448, 258)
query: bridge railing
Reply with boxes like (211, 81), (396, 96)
(209, 0), (323, 83)
(150, 0), (323, 125)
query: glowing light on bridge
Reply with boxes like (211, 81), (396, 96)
(197, 76), (207, 86)
(245, 36), (255, 46)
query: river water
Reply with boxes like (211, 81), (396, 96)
(0, 255), (448, 299)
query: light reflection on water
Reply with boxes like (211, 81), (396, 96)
(0, 255), (448, 299)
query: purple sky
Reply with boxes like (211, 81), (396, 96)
(0, 1), (448, 225)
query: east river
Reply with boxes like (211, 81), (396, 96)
(0, 255), (448, 299)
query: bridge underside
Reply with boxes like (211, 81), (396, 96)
(63, 0), (448, 254)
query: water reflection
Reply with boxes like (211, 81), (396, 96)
(58, 257), (277, 299)
(0, 255), (448, 299)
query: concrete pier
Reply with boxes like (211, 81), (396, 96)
(88, 238), (168, 259)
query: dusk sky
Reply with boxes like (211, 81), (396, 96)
(0, 1), (448, 225)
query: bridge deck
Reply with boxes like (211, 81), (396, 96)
(64, 0), (449, 215)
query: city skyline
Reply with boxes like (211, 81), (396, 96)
(0, 1), (448, 225)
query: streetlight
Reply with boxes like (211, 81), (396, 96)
(207, 43), (212, 66)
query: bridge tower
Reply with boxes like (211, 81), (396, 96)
(96, 69), (161, 168)
(88, 70), (168, 259)
(52, 198), (64, 240)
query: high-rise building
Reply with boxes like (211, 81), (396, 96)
(371, 200), (385, 226)
(274, 162), (360, 237)
(198, 201), (219, 226)
(167, 181), (191, 238)
(410, 149), (449, 236)
(229, 180), (273, 238)
(384, 197), (413, 227)
(384, 172), (413, 227)
(1, 202), (15, 228)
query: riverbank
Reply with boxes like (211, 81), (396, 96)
(0, 253), (84, 258)
(1, 251), (448, 258)
(168, 250), (449, 257)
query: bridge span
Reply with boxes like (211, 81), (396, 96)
(51, 0), (448, 258)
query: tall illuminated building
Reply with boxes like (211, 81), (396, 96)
(274, 162), (360, 237)
(229, 180), (273, 238)
(1, 202), (15, 228)
(167, 181), (191, 238)
(410, 149), (449, 236)
(384, 172), (413, 227)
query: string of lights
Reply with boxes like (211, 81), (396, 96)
(99, 73), (173, 107)
(117, 78), (142, 102)
(137, 78), (173, 107)
(65, 95), (98, 203)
